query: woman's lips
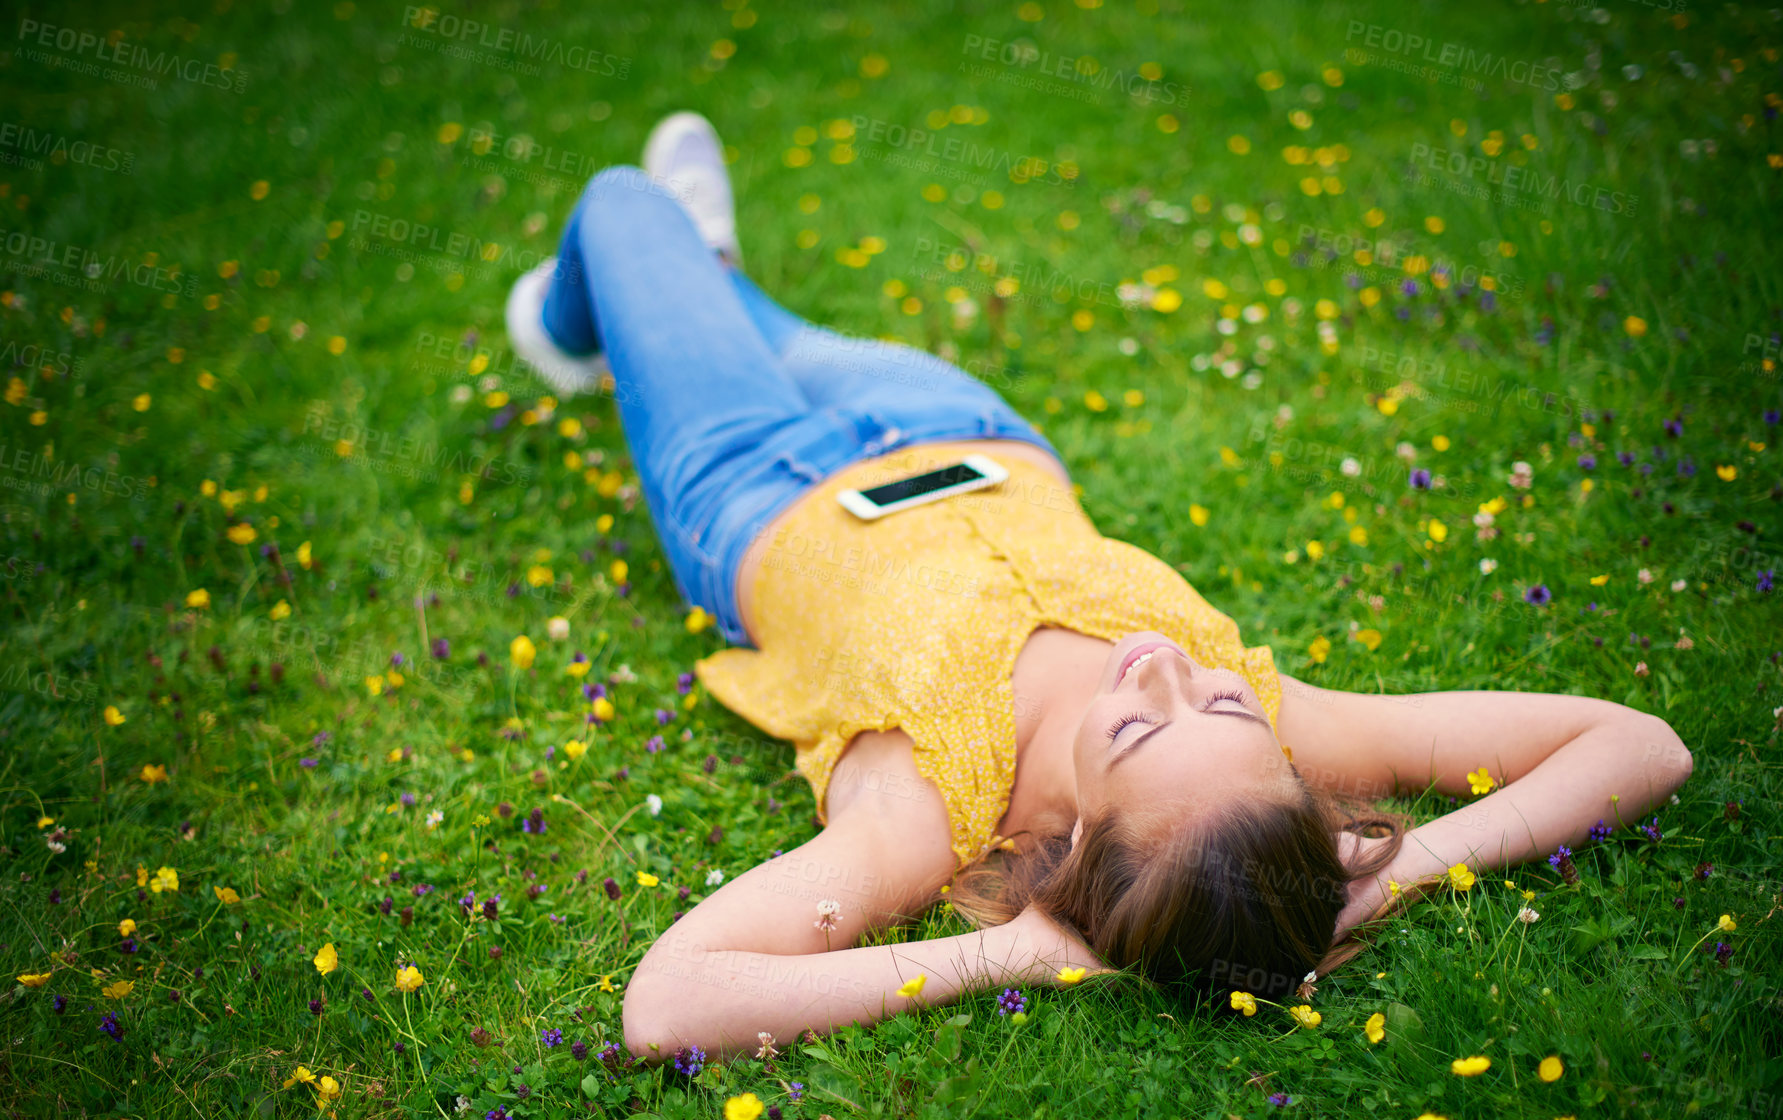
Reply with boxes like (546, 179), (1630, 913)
(1116, 638), (1185, 687)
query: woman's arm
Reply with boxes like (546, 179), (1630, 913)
(622, 906), (1097, 1063)
(1275, 675), (1693, 939)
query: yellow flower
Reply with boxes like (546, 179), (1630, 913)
(685, 606), (712, 633)
(1229, 991), (1258, 1016)
(283, 1066), (316, 1089)
(563, 739), (587, 760)
(1427, 519), (1448, 543)
(386, 748), (404, 763)
(566, 659), (590, 678)
(1352, 628), (1382, 652)
(365, 674), (385, 697)
(1084, 390), (1108, 412)
(636, 871), (659, 887)
(185, 588), (211, 610)
(1718, 914), (1737, 932)
(1451, 1055), (1491, 1076)
(1308, 636), (1331, 664)
(314, 943), (338, 975)
(269, 599), (291, 620)
(1716, 464), (1737, 481)
(725, 1093), (765, 1120)
(593, 697), (616, 721)
(37, 815), (54, 829)
(1466, 767), (1494, 795)
(597, 973), (615, 993)
(1188, 503), (1210, 527)
(1364, 1011), (1385, 1044)
(104, 705), (126, 726)
(297, 541), (313, 569)
(214, 886), (241, 904)
(150, 866), (179, 893)
(102, 979), (134, 999)
(1539, 1054), (1564, 1082)
(896, 973), (927, 998)
(136, 865), (148, 887)
(1056, 966), (1087, 985)
(510, 635), (536, 670)
(1289, 1005), (1322, 1029)
(1447, 863), (1476, 891)
(395, 965), (424, 992)
(226, 523), (257, 545)
(17, 972), (51, 987)
(140, 763), (168, 783)
(1623, 315), (1648, 338)
(317, 1075), (341, 1102)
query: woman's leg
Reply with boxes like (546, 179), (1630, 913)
(721, 266), (1060, 460)
(536, 165), (853, 642)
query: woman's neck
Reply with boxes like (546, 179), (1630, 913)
(1000, 627), (1113, 845)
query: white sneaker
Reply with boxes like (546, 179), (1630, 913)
(643, 110), (742, 266)
(504, 257), (610, 397)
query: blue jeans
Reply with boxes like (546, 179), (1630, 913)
(540, 165), (1060, 645)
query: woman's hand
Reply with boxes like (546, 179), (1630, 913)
(1009, 904), (1114, 986)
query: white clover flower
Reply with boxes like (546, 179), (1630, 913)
(546, 616), (570, 641)
(1671, 578), (1687, 592)
(426, 810), (444, 830)
(813, 898), (843, 932)
(1637, 568), (1654, 584)
(1517, 906), (1540, 924)
(1340, 457), (1362, 477)
(705, 868), (725, 886)
(1480, 558), (1499, 575)
(645, 793), (662, 817)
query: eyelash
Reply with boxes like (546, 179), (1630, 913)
(1104, 690), (1248, 745)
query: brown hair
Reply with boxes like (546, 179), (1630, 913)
(948, 769), (1405, 1007)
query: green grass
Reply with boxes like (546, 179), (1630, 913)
(2, 0), (1780, 1116)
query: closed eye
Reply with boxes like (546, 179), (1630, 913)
(1104, 711), (1151, 745)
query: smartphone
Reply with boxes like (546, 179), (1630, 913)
(837, 454), (1009, 520)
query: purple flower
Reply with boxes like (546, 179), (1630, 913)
(459, 890), (476, 913)
(522, 808), (547, 834)
(100, 1011), (123, 1040)
(1695, 861), (1713, 880)
(53, 994), (66, 1014)
(1524, 584), (1552, 606)
(1547, 845), (1573, 867)
(483, 897), (500, 921)
(400, 792), (416, 806)
(391, 651), (406, 669)
(571, 1039), (589, 1060)
(1409, 468), (1432, 490)
(1400, 278), (1419, 297)
(120, 938), (138, 954)
(672, 1044), (706, 1077)
(1578, 454), (1596, 470)
(583, 682), (606, 701)
(542, 1027), (563, 1047)
(677, 672), (695, 694)
(996, 987), (1028, 1016)
(655, 708), (674, 725)
(1640, 816), (1663, 842)
(485, 1109), (508, 1120)
(1589, 820), (1612, 843)
(1678, 457), (1696, 477)
(412, 883), (433, 896)
(432, 637), (450, 659)
(1758, 570), (1774, 593)
(1269, 1093), (1293, 1107)
(646, 736), (665, 754)
(300, 758), (318, 768)
(362, 987), (374, 1001)
(788, 1082), (804, 1102)
(309, 998), (324, 1016)
(1714, 941), (1734, 966)
(1617, 451), (1635, 467)
(603, 877), (621, 901)
(312, 731), (332, 746)
(1664, 417), (1683, 437)
(1765, 409), (1780, 426)
(379, 895), (393, 915)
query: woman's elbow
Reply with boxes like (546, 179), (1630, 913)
(1631, 712), (1692, 790)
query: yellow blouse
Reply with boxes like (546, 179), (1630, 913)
(694, 449), (1285, 874)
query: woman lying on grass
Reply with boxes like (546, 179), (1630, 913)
(504, 112), (1694, 1064)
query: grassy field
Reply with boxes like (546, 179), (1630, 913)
(2, 0), (1780, 1116)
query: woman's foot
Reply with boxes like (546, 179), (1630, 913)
(643, 111), (742, 267)
(504, 258), (611, 397)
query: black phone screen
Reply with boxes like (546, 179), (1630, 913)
(857, 461), (985, 507)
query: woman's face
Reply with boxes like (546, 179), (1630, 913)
(1069, 630), (1290, 849)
